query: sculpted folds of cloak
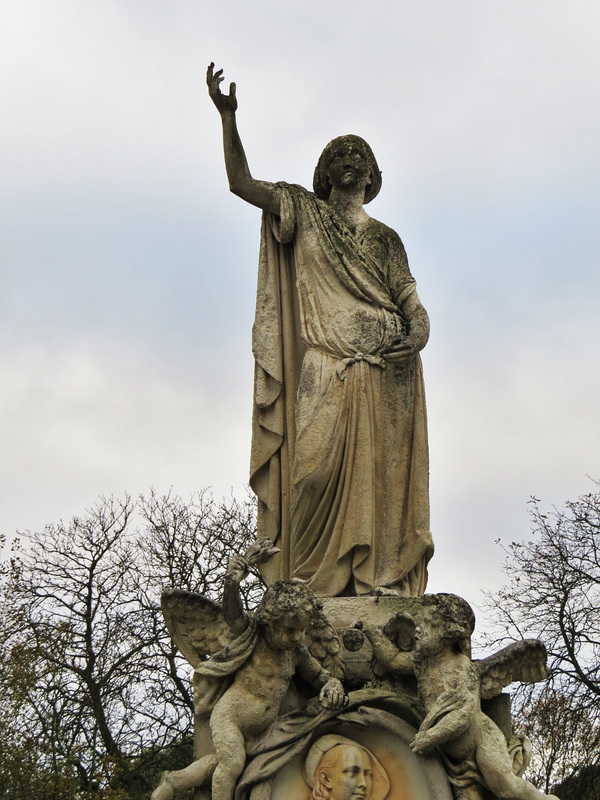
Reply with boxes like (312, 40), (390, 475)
(250, 183), (433, 597)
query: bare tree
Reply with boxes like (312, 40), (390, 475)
(484, 484), (600, 796)
(0, 490), (259, 799)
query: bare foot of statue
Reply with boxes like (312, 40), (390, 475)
(151, 772), (174, 800)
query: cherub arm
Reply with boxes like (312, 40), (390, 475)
(363, 626), (415, 676)
(207, 63), (280, 214)
(411, 699), (475, 756)
(410, 661), (479, 757)
(221, 555), (251, 638)
(296, 644), (348, 710)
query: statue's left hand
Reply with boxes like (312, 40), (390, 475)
(319, 678), (349, 710)
(382, 335), (416, 363)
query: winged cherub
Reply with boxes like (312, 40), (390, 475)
(362, 594), (559, 800)
(152, 545), (347, 800)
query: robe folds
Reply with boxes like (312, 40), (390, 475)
(250, 183), (433, 597)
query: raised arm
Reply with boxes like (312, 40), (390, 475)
(207, 63), (280, 215)
(221, 555), (251, 638)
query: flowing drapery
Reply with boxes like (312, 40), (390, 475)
(250, 185), (433, 596)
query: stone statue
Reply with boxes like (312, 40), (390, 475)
(150, 547), (348, 800)
(303, 736), (390, 800)
(151, 540), (559, 800)
(146, 69), (563, 800)
(207, 64), (433, 598)
(362, 595), (560, 800)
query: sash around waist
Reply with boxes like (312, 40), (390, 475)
(304, 346), (386, 381)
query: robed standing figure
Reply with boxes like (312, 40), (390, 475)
(208, 65), (433, 597)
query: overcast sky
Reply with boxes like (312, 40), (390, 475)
(1, 0), (598, 616)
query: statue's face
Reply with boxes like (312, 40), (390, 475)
(265, 610), (310, 650)
(414, 608), (447, 655)
(321, 746), (373, 800)
(325, 140), (371, 193)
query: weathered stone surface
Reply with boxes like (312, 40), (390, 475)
(148, 66), (564, 800)
(152, 551), (347, 800)
(270, 720), (453, 800)
(207, 62), (433, 598)
(154, 539), (558, 800)
(324, 596), (424, 686)
(362, 594), (559, 800)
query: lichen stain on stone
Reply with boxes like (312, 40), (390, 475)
(359, 223), (389, 265)
(350, 308), (378, 350)
(299, 360), (317, 398)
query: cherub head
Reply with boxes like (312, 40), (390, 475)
(382, 612), (417, 652)
(304, 736), (390, 800)
(416, 594), (475, 656)
(255, 579), (323, 650)
(313, 135), (382, 204)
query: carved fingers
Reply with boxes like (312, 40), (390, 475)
(382, 337), (416, 364)
(207, 63), (238, 114)
(409, 731), (434, 757)
(319, 678), (349, 710)
(224, 553), (250, 583)
(244, 538), (281, 567)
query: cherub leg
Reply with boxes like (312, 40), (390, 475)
(475, 715), (558, 800)
(151, 754), (217, 800)
(210, 718), (247, 800)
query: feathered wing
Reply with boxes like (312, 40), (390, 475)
(161, 588), (233, 668)
(476, 640), (549, 700)
(305, 610), (344, 678)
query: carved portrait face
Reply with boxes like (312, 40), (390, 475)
(318, 746), (374, 800)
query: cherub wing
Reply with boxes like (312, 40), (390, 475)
(306, 610), (344, 679)
(161, 588), (233, 668)
(476, 639), (549, 700)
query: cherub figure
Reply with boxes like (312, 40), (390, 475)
(363, 595), (559, 800)
(152, 547), (347, 800)
(358, 612), (417, 685)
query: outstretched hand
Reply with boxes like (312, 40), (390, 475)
(207, 62), (237, 115)
(319, 678), (349, 711)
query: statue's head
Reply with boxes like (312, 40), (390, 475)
(256, 579), (323, 650)
(418, 594), (475, 656)
(382, 611), (416, 652)
(305, 737), (390, 800)
(313, 135), (382, 204)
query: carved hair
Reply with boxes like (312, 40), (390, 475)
(313, 135), (382, 204)
(255, 579), (323, 625)
(421, 593), (475, 654)
(310, 745), (345, 800)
